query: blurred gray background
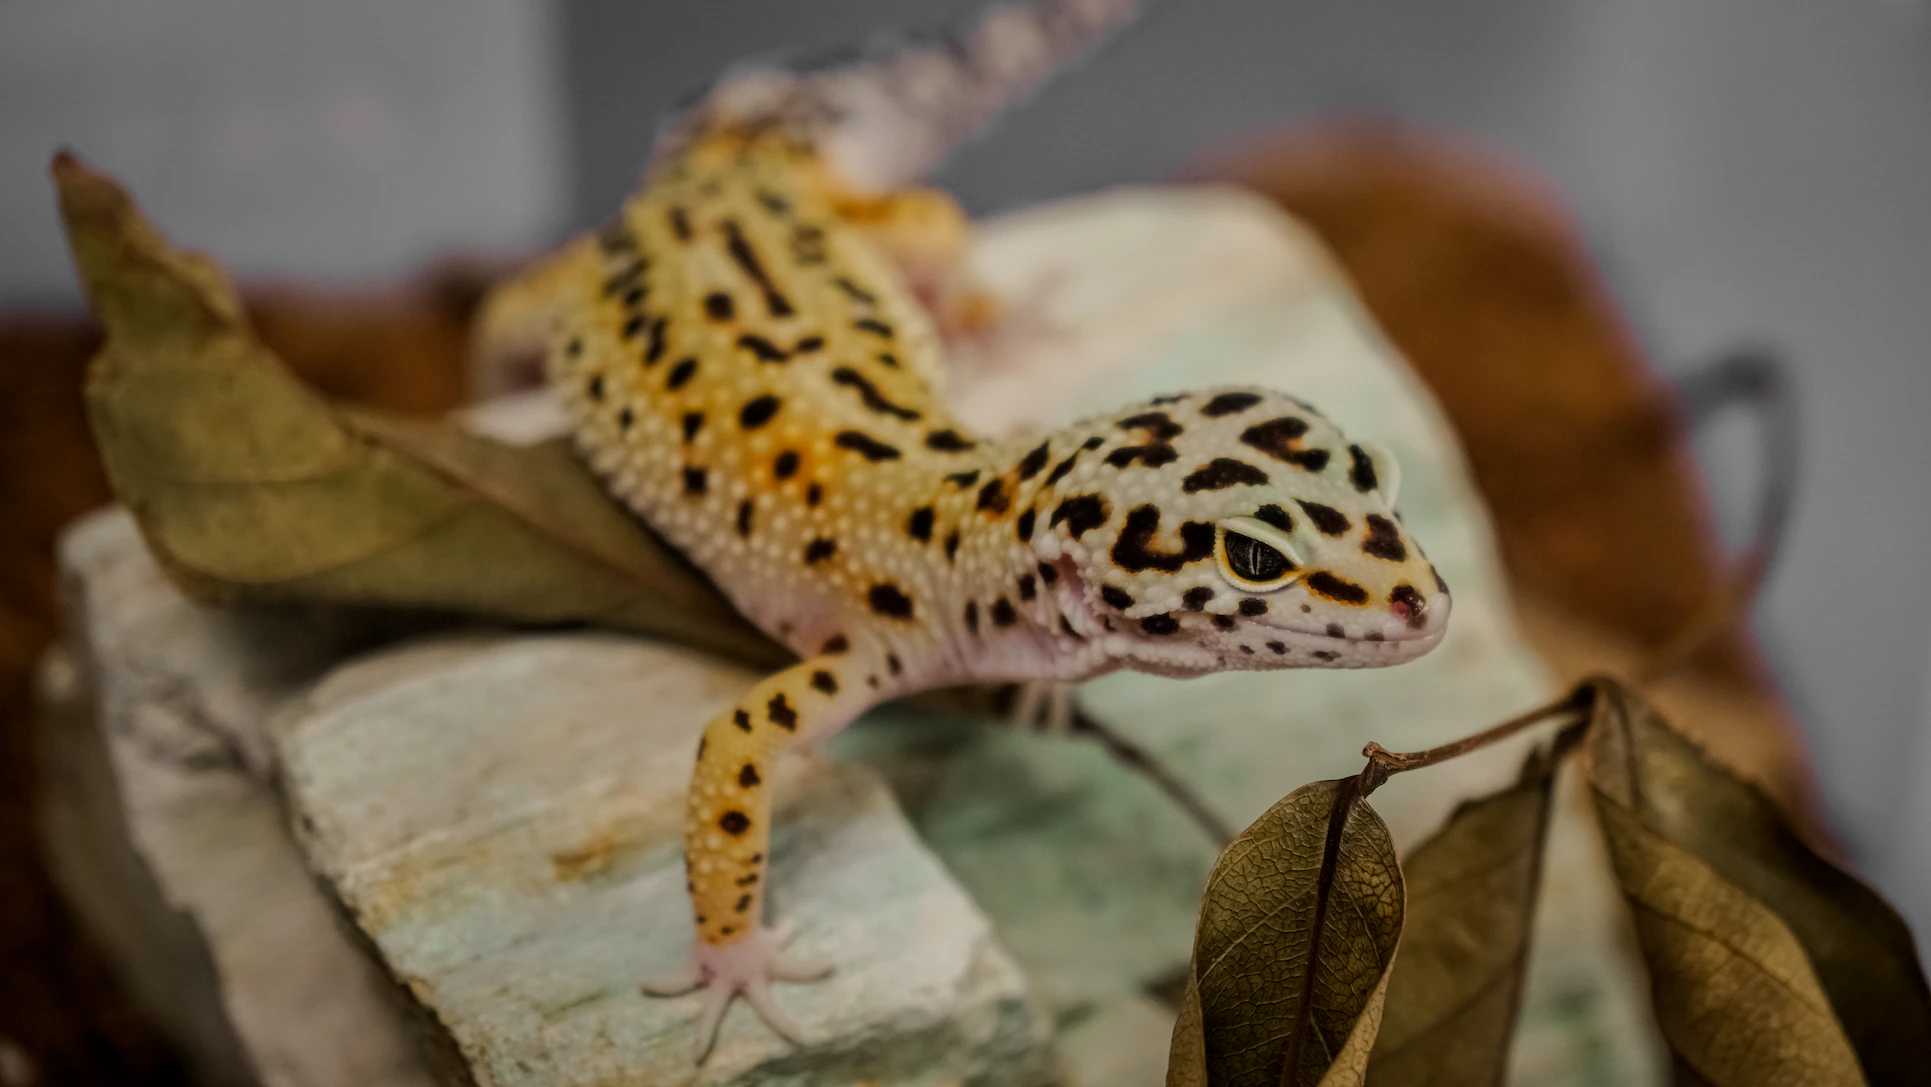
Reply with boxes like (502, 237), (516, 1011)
(6, 0), (1931, 946)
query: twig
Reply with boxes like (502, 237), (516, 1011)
(1358, 686), (1596, 791)
(1068, 707), (1238, 847)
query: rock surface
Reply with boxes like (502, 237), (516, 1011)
(41, 186), (1664, 1085)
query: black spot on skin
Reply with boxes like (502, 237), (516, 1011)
(739, 764), (761, 788)
(1308, 572), (1371, 605)
(756, 189), (790, 216)
(736, 333), (789, 362)
(1183, 586), (1215, 610)
(736, 873), (758, 886)
(722, 220), (795, 318)
(1349, 445), (1379, 493)
(945, 470), (980, 489)
(991, 599), (1016, 627)
(1036, 562), (1058, 585)
(666, 357), (697, 389)
(768, 693), (798, 729)
(1201, 391), (1263, 417)
(1391, 584), (1428, 629)
(622, 314), (645, 340)
(1016, 441), (1051, 480)
(1239, 598), (1268, 617)
(683, 467), (707, 496)
(1104, 443), (1180, 470)
(736, 499), (753, 536)
(1150, 393), (1189, 406)
(1213, 614), (1238, 631)
(963, 601), (979, 633)
(1312, 650), (1338, 662)
(810, 670), (838, 694)
(1060, 617), (1084, 639)
(834, 276), (877, 305)
(1101, 585), (1134, 609)
(822, 634), (849, 654)
(774, 451), (801, 479)
(668, 206), (693, 241)
(907, 507), (935, 542)
(835, 431), (901, 461)
(682, 412), (703, 441)
(1366, 632), (1385, 642)
(1018, 574), (1037, 600)
(1433, 566), (1450, 595)
(1141, 613), (1180, 635)
(623, 285), (645, 307)
(1298, 501), (1352, 536)
(587, 374), (605, 401)
(1182, 458), (1270, 493)
(803, 538), (836, 563)
(603, 265), (641, 297)
(739, 395), (781, 428)
(735, 894), (753, 913)
(719, 810), (751, 835)
(927, 429), (977, 452)
(1082, 435), (1107, 450)
(1050, 494), (1111, 537)
(1239, 417), (1330, 471)
(1362, 514), (1408, 562)
(791, 223), (828, 264)
(944, 532), (960, 561)
(1015, 508), (1036, 541)
(1112, 505), (1216, 573)
(1252, 505), (1293, 533)
(704, 292), (735, 321)
(876, 351), (900, 369)
(733, 709), (752, 732)
(868, 583), (915, 619)
(1045, 454), (1081, 486)
(617, 407), (634, 431)
(1117, 411), (1184, 440)
(1240, 645), (1254, 655)
(795, 335), (824, 353)
(886, 653), (902, 676)
(566, 337), (582, 358)
(853, 317), (895, 338)
(977, 478), (1010, 514)
(645, 318), (669, 364)
(1272, 642), (1291, 655)
(832, 367), (921, 420)
(867, 675), (879, 688)
(1326, 623), (1346, 639)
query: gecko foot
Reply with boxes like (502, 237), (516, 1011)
(642, 921), (833, 1061)
(1010, 680), (1077, 734)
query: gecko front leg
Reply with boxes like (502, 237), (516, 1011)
(642, 653), (887, 1058)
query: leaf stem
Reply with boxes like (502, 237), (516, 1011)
(1358, 685), (1596, 791)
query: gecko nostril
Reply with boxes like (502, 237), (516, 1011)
(1388, 584), (1427, 629)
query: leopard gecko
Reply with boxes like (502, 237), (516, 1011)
(478, 0), (1451, 1058)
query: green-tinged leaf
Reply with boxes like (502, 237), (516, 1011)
(1583, 677), (1929, 1086)
(53, 152), (786, 668)
(1367, 728), (1579, 1086)
(1168, 776), (1403, 1087)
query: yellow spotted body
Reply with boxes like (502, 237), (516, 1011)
(494, 0), (1452, 1055)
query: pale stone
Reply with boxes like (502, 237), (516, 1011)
(281, 633), (1053, 1087)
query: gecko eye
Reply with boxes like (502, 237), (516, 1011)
(1216, 519), (1303, 592)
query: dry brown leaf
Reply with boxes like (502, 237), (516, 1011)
(1366, 728), (1578, 1086)
(1167, 776), (1403, 1087)
(53, 152), (784, 668)
(1583, 678), (1931, 1086)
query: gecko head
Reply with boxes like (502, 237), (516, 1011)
(1040, 387), (1450, 678)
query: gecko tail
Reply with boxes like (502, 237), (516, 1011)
(660, 0), (1146, 194)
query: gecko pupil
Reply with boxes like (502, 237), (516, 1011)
(1225, 531), (1289, 582)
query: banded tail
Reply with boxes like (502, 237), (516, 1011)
(658, 0), (1145, 193)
